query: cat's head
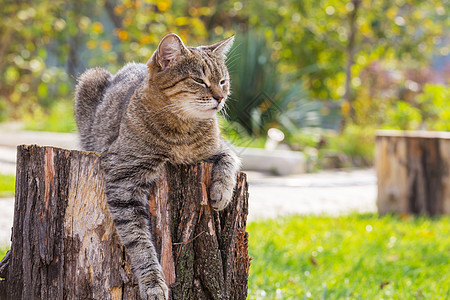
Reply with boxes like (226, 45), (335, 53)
(147, 33), (234, 120)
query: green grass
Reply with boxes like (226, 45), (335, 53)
(23, 100), (77, 133)
(0, 247), (8, 260)
(0, 174), (15, 197)
(1, 213), (448, 298)
(247, 213), (450, 299)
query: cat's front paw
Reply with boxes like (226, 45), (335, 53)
(139, 274), (169, 300)
(210, 179), (234, 211)
(143, 285), (168, 300)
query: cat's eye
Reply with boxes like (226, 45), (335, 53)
(193, 77), (206, 86)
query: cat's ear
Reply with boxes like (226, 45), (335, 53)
(206, 35), (235, 58)
(152, 33), (187, 70)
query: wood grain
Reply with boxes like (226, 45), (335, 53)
(376, 131), (450, 215)
(0, 145), (249, 300)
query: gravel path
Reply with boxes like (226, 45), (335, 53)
(246, 169), (377, 221)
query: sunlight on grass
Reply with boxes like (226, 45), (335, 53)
(0, 174), (15, 197)
(247, 213), (450, 299)
(1, 211), (448, 298)
(23, 101), (77, 133)
(0, 247), (8, 260)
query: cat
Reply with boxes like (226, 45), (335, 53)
(74, 33), (240, 300)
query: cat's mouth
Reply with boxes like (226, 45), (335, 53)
(201, 104), (220, 112)
(201, 107), (218, 115)
(193, 106), (219, 119)
(191, 100), (224, 119)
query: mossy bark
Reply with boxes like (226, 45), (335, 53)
(0, 145), (250, 300)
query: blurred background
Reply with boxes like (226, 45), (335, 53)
(0, 0), (449, 299)
(0, 0), (448, 165)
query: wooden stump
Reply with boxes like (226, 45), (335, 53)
(376, 130), (450, 215)
(0, 145), (250, 300)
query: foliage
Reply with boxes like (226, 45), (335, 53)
(0, 0), (447, 146)
(287, 128), (323, 152)
(0, 0), (226, 123)
(323, 124), (375, 167)
(219, 117), (267, 149)
(352, 59), (450, 131)
(23, 100), (77, 133)
(286, 125), (375, 168)
(226, 31), (319, 136)
(416, 84), (450, 131)
(248, 213), (450, 299)
(236, 0), (448, 100)
(383, 101), (422, 130)
(377, 83), (450, 131)
(0, 174), (15, 198)
(0, 246), (9, 262)
(0, 1), (85, 119)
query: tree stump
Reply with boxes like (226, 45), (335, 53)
(376, 130), (450, 215)
(0, 145), (250, 300)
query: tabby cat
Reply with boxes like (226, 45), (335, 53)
(74, 33), (240, 300)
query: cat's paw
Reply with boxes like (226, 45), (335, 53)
(143, 285), (168, 300)
(210, 179), (234, 211)
(139, 274), (169, 300)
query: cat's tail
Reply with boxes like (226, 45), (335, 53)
(75, 67), (111, 148)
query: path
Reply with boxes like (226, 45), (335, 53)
(246, 169), (376, 221)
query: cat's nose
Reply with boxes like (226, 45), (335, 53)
(213, 95), (224, 103)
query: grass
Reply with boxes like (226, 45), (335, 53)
(23, 100), (77, 133)
(0, 247), (8, 260)
(1, 212), (448, 299)
(0, 174), (15, 197)
(247, 213), (450, 299)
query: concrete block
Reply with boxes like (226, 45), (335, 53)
(236, 147), (306, 175)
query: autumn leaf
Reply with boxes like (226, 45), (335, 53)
(310, 256), (318, 267)
(380, 281), (389, 289)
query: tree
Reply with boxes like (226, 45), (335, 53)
(230, 0), (448, 113)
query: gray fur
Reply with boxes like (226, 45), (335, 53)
(74, 33), (239, 300)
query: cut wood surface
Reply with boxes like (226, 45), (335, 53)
(376, 130), (450, 215)
(0, 145), (250, 300)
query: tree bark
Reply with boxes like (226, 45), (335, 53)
(343, 0), (361, 123)
(0, 145), (250, 300)
(376, 130), (450, 216)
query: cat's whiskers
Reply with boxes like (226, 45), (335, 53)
(225, 56), (241, 69)
(218, 100), (231, 119)
(225, 46), (241, 67)
(153, 103), (179, 117)
(177, 106), (201, 119)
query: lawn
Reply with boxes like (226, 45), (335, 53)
(0, 247), (8, 261)
(0, 174), (15, 198)
(247, 213), (450, 299)
(1, 213), (448, 299)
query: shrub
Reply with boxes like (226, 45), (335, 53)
(226, 31), (320, 136)
(323, 124), (376, 167)
(417, 84), (450, 131)
(383, 101), (422, 130)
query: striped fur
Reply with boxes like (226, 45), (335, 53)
(74, 34), (240, 300)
